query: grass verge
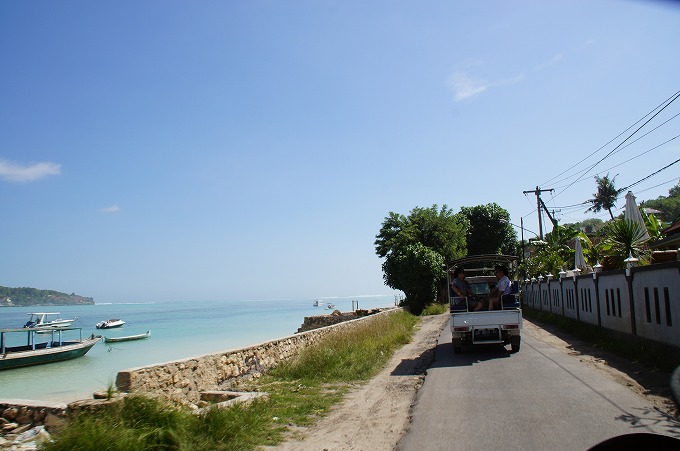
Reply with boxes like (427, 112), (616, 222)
(420, 303), (448, 316)
(43, 311), (419, 451)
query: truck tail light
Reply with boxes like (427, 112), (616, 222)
(502, 324), (519, 330)
(453, 326), (469, 332)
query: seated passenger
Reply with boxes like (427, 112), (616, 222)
(486, 265), (512, 310)
(451, 268), (482, 311)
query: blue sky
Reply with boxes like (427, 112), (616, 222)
(1, 1), (679, 302)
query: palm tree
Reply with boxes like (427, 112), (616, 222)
(601, 219), (650, 269)
(586, 174), (622, 219)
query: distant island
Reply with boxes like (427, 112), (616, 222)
(0, 286), (94, 307)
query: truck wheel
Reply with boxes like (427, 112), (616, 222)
(511, 337), (521, 353)
(452, 338), (463, 354)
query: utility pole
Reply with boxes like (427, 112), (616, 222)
(523, 186), (555, 239)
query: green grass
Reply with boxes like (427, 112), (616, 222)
(523, 307), (680, 373)
(43, 311), (419, 451)
(420, 303), (448, 316)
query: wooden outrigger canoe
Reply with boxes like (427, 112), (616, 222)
(0, 327), (101, 371)
(103, 330), (151, 343)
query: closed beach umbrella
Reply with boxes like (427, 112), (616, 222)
(624, 191), (650, 241)
(574, 236), (586, 270)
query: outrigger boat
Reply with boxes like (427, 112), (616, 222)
(0, 327), (101, 371)
(103, 330), (151, 343)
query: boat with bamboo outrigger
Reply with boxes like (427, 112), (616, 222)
(0, 326), (101, 371)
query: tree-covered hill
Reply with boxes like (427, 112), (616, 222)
(0, 286), (94, 307)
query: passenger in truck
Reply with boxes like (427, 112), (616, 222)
(451, 268), (482, 311)
(486, 265), (512, 310)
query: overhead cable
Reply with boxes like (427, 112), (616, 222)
(620, 157), (680, 192)
(556, 91), (680, 197)
(540, 90), (680, 187)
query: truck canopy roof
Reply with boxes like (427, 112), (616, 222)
(447, 254), (519, 276)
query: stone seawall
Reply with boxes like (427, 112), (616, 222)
(116, 308), (399, 404)
(297, 308), (385, 332)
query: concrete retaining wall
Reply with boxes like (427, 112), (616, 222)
(116, 308), (399, 404)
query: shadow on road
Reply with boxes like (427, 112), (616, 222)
(615, 405), (680, 438)
(430, 341), (512, 368)
(391, 346), (437, 376)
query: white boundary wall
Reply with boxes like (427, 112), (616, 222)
(522, 262), (679, 348)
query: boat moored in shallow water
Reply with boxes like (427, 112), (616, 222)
(103, 330), (151, 343)
(0, 327), (101, 371)
(96, 319), (125, 329)
(23, 312), (76, 330)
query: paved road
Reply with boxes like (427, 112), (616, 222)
(397, 320), (680, 450)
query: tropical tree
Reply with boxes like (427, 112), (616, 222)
(375, 205), (468, 313)
(600, 219), (651, 269)
(586, 174), (623, 219)
(640, 181), (680, 223)
(375, 206), (468, 262)
(381, 243), (446, 315)
(459, 203), (517, 255)
(521, 225), (583, 277)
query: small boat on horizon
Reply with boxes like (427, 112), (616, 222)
(103, 330), (150, 343)
(325, 303), (336, 310)
(23, 312), (76, 330)
(313, 300), (323, 307)
(96, 319), (125, 329)
(0, 326), (101, 371)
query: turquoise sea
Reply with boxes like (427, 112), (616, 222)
(0, 295), (397, 402)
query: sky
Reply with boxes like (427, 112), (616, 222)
(1, 0), (679, 302)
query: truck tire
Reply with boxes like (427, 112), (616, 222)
(511, 337), (521, 353)
(452, 338), (463, 354)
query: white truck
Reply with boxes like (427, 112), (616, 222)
(448, 254), (522, 353)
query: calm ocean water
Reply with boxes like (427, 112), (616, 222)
(0, 296), (396, 402)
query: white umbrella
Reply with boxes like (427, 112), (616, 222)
(574, 236), (586, 270)
(624, 191), (650, 241)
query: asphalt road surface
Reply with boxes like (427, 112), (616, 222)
(397, 320), (680, 450)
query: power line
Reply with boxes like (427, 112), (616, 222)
(547, 122), (680, 188)
(550, 133), (680, 191)
(555, 91), (680, 197)
(620, 157), (680, 192)
(540, 90), (680, 187)
(634, 177), (679, 195)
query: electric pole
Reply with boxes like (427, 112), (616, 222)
(523, 186), (555, 239)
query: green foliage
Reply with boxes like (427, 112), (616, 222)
(375, 205), (467, 314)
(0, 286), (94, 307)
(46, 312), (419, 451)
(585, 174), (623, 219)
(374, 204), (467, 262)
(600, 219), (651, 269)
(641, 211), (663, 241)
(459, 203), (516, 255)
(521, 225), (585, 277)
(274, 311), (417, 381)
(420, 303), (448, 316)
(640, 181), (680, 223)
(563, 218), (605, 234)
(382, 243), (445, 315)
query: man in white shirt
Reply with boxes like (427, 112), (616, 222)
(487, 265), (511, 310)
